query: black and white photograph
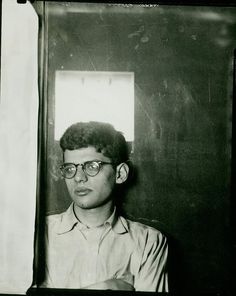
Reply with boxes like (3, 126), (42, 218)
(0, 0), (236, 295)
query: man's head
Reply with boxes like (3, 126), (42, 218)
(59, 121), (130, 210)
(60, 121), (129, 164)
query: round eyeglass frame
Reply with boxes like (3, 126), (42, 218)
(60, 160), (113, 179)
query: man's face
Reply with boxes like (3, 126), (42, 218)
(63, 146), (117, 210)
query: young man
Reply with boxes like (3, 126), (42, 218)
(43, 121), (168, 292)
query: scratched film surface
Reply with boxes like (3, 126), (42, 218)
(36, 2), (236, 293)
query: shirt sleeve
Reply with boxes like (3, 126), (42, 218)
(134, 230), (168, 292)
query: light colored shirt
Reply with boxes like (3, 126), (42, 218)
(43, 203), (168, 292)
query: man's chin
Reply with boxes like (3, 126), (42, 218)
(73, 199), (99, 210)
(73, 200), (92, 210)
(73, 199), (113, 211)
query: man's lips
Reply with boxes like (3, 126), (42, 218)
(74, 188), (92, 196)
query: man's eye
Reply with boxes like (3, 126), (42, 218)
(86, 162), (99, 170)
(65, 166), (75, 173)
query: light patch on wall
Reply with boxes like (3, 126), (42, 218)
(55, 71), (134, 142)
(0, 0), (38, 293)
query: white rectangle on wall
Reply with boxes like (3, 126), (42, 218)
(55, 71), (134, 142)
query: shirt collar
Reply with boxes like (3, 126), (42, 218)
(104, 207), (128, 234)
(56, 203), (128, 235)
(56, 203), (78, 234)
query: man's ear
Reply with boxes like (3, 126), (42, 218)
(115, 163), (129, 184)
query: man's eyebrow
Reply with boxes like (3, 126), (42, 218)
(63, 159), (105, 164)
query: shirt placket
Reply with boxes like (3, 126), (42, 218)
(83, 227), (104, 286)
(95, 224), (113, 283)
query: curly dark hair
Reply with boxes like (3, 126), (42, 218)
(60, 121), (129, 164)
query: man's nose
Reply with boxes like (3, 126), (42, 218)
(74, 166), (88, 183)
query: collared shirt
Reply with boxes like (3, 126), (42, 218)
(42, 203), (168, 292)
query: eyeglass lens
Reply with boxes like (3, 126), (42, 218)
(61, 161), (101, 178)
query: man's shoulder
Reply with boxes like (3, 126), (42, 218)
(45, 209), (70, 233)
(45, 212), (64, 230)
(121, 216), (166, 241)
(46, 212), (64, 223)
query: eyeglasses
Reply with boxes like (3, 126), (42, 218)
(60, 160), (113, 179)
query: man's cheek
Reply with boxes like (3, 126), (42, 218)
(66, 182), (73, 194)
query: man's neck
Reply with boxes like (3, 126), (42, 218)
(73, 201), (114, 228)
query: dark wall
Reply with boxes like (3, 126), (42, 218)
(43, 3), (235, 294)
